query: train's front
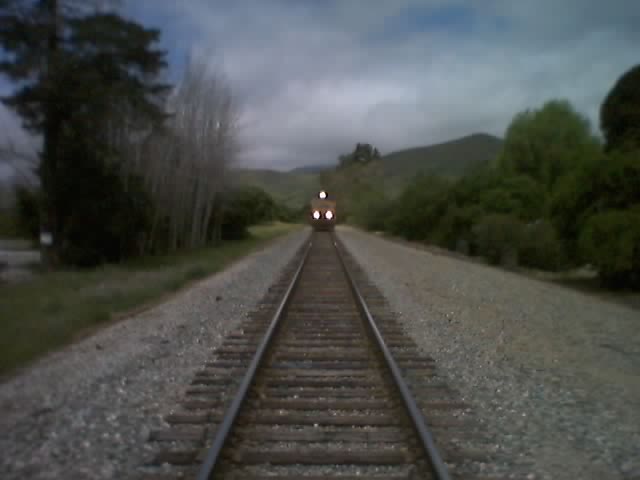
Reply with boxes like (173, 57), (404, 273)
(310, 190), (336, 231)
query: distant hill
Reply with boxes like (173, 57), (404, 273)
(289, 165), (333, 174)
(381, 133), (502, 178)
(230, 168), (321, 207)
(233, 133), (503, 206)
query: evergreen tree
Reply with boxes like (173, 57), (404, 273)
(600, 64), (640, 152)
(1, 1), (169, 265)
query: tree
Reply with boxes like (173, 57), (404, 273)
(472, 214), (524, 266)
(579, 209), (640, 288)
(386, 174), (451, 241)
(477, 175), (546, 221)
(551, 148), (639, 259)
(140, 54), (238, 252)
(323, 146), (385, 223)
(1, 2), (170, 265)
(498, 100), (601, 190)
(601, 64), (640, 152)
(338, 142), (382, 168)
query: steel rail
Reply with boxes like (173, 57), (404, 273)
(333, 236), (452, 480)
(196, 238), (313, 480)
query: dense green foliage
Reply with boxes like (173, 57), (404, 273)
(579, 209), (640, 288)
(346, 86), (639, 289)
(386, 175), (451, 240)
(319, 143), (386, 225)
(600, 64), (640, 152)
(219, 186), (299, 240)
(497, 100), (601, 190)
(471, 214), (524, 266)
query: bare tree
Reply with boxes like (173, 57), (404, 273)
(110, 54), (239, 253)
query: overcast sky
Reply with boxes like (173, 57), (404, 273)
(2, 0), (639, 173)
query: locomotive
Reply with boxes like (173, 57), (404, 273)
(310, 190), (336, 231)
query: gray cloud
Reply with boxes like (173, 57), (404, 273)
(2, 1), (639, 173)
(148, 0), (637, 170)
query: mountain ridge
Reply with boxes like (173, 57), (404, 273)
(234, 132), (503, 206)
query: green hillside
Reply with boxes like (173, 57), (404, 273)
(382, 133), (502, 178)
(230, 168), (321, 207)
(232, 133), (503, 206)
(289, 165), (332, 174)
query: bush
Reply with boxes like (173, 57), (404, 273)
(218, 186), (281, 241)
(15, 186), (41, 241)
(472, 214), (524, 266)
(219, 194), (251, 241)
(57, 159), (153, 267)
(600, 64), (640, 152)
(551, 148), (639, 263)
(386, 174), (451, 240)
(519, 220), (565, 271)
(498, 99), (601, 190)
(354, 194), (393, 232)
(430, 204), (483, 252)
(579, 209), (640, 288)
(274, 203), (302, 223)
(478, 175), (546, 221)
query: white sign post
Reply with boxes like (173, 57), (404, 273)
(40, 232), (53, 246)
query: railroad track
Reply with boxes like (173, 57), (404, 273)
(142, 232), (499, 479)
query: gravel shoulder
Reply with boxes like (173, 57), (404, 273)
(338, 226), (639, 480)
(0, 228), (310, 480)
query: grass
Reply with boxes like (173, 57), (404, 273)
(0, 222), (302, 378)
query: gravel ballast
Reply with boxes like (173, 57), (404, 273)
(0, 228), (309, 480)
(338, 226), (639, 480)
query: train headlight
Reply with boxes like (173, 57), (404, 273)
(318, 191), (327, 199)
(312, 210), (321, 220)
(325, 210), (334, 220)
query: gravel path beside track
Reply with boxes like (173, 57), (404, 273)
(338, 226), (639, 480)
(0, 229), (309, 480)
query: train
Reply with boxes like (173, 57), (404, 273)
(309, 190), (336, 231)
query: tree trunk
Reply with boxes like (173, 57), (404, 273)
(41, 0), (61, 269)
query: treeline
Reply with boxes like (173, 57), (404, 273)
(342, 65), (640, 289)
(0, 0), (288, 267)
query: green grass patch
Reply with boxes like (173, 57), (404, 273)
(0, 222), (302, 377)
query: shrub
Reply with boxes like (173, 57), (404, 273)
(579, 209), (640, 288)
(59, 170), (152, 267)
(430, 204), (483, 251)
(219, 195), (251, 241)
(386, 174), (451, 240)
(355, 194), (393, 232)
(519, 220), (565, 271)
(14, 186), (41, 241)
(472, 214), (524, 266)
(218, 186), (284, 240)
(551, 148), (639, 263)
(600, 63), (640, 152)
(478, 175), (546, 221)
